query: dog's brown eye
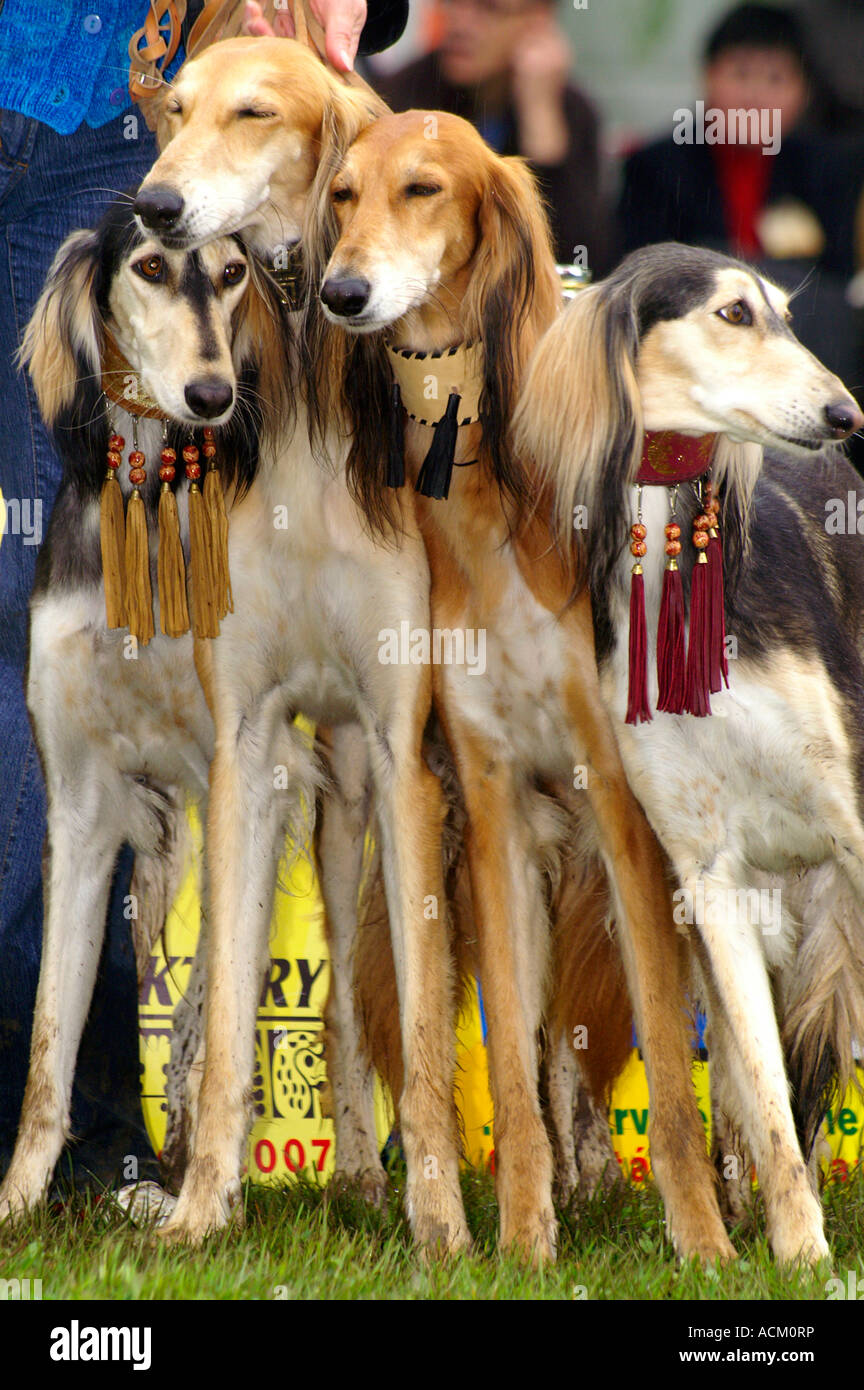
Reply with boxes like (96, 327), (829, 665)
(405, 183), (442, 198)
(223, 261), (246, 286)
(134, 255), (164, 282)
(331, 186), (353, 203)
(717, 300), (752, 326)
(165, 100), (182, 117)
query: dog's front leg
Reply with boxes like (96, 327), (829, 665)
(544, 1038), (621, 1202)
(159, 683), (302, 1245)
(316, 722), (387, 1205)
(360, 694), (470, 1257)
(686, 863), (829, 1267)
(440, 711), (557, 1264)
(0, 785), (124, 1220)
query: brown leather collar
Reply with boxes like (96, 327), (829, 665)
(101, 329), (166, 419)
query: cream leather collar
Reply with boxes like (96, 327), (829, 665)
(386, 342), (484, 427)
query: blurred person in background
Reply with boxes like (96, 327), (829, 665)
(373, 0), (614, 272)
(618, 2), (864, 405)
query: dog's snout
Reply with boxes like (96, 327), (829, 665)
(184, 379), (234, 419)
(320, 276), (371, 318)
(824, 399), (864, 440)
(135, 184), (185, 232)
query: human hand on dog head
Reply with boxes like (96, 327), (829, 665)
(243, 0), (367, 72)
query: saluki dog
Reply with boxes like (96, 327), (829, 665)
(514, 242), (864, 1264)
(132, 42), (470, 1251)
(0, 198), (286, 1219)
(317, 110), (734, 1263)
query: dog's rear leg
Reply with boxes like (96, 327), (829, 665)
(446, 719), (556, 1264)
(0, 794), (123, 1220)
(365, 708), (469, 1257)
(316, 723), (386, 1205)
(160, 691), (301, 1245)
(160, 843), (208, 1195)
(545, 1038), (620, 1202)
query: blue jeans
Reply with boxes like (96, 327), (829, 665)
(0, 107), (159, 1187)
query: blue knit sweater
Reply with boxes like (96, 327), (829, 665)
(0, 1), (185, 133)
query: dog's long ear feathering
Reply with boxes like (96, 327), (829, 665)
(19, 229), (106, 479)
(513, 280), (642, 603)
(19, 230), (102, 423)
(226, 252), (299, 495)
(463, 153), (560, 510)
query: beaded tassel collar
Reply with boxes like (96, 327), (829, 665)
(625, 431), (726, 725)
(99, 333), (232, 644)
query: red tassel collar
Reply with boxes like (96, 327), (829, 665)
(626, 432), (726, 726)
(636, 430), (716, 485)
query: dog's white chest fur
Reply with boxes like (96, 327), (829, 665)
(444, 566), (572, 780)
(604, 487), (859, 921)
(215, 422), (430, 726)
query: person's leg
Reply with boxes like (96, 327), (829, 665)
(0, 107), (161, 1188)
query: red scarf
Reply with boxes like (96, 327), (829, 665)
(712, 143), (772, 257)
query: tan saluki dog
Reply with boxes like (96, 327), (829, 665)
(131, 43), (473, 1252)
(317, 110), (734, 1263)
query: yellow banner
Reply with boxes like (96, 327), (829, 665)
(139, 814), (864, 1187)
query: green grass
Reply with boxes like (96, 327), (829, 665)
(2, 1167), (863, 1300)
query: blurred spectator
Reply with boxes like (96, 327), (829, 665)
(373, 0), (615, 272)
(618, 2), (864, 399)
(798, 0), (864, 136)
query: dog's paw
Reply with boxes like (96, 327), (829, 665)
(157, 1176), (243, 1247)
(770, 1227), (831, 1269)
(327, 1167), (388, 1210)
(407, 1181), (472, 1259)
(0, 1180), (40, 1227)
(499, 1204), (558, 1267)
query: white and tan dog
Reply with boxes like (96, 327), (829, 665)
(131, 40), (468, 1251)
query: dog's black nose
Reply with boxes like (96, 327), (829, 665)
(135, 184), (185, 231)
(185, 379), (234, 419)
(320, 276), (371, 317)
(824, 400), (864, 439)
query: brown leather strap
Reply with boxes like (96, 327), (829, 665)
(129, 2), (187, 109)
(129, 0), (379, 125)
(102, 329), (167, 419)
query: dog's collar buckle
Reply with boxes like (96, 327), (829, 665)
(268, 247), (304, 310)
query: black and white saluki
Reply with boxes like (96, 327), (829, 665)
(0, 197), (284, 1218)
(515, 241), (864, 1264)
